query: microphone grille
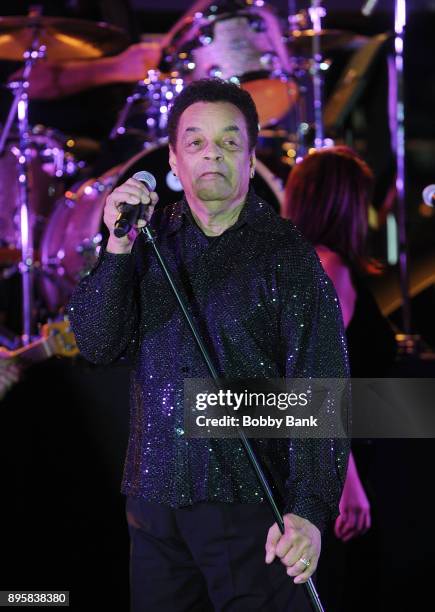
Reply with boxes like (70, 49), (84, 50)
(133, 170), (157, 192)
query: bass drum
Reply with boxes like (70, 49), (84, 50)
(40, 142), (283, 313)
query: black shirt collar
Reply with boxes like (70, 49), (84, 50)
(164, 187), (285, 236)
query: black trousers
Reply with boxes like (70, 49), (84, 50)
(125, 496), (312, 612)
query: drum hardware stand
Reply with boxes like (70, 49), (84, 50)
(392, 0), (415, 350)
(139, 222), (325, 612)
(0, 9), (46, 345)
(109, 88), (144, 140)
(308, 0), (326, 149)
(110, 70), (183, 141)
(286, 2), (328, 159)
(289, 58), (312, 161)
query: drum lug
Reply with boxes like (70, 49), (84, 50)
(198, 24), (214, 46)
(260, 52), (279, 72)
(208, 65), (223, 78)
(248, 14), (266, 33)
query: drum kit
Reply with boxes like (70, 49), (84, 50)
(0, 1), (371, 344)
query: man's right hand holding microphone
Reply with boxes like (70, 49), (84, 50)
(104, 175), (159, 255)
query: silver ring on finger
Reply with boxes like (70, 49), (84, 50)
(299, 557), (311, 569)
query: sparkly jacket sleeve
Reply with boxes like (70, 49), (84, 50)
(280, 244), (350, 533)
(66, 244), (140, 365)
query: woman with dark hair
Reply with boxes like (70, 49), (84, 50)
(282, 145), (397, 610)
(282, 145), (397, 377)
(283, 146), (371, 274)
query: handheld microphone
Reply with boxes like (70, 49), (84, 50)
(422, 184), (435, 208)
(114, 171), (157, 238)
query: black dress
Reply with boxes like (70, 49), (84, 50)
(316, 267), (397, 612)
(346, 270), (397, 378)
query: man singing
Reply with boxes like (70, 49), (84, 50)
(68, 79), (349, 611)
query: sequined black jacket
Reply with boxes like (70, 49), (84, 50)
(67, 189), (350, 532)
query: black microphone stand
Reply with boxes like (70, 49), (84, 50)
(139, 224), (325, 612)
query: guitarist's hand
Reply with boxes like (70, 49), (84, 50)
(0, 349), (21, 400)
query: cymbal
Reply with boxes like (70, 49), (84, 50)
(0, 16), (129, 62)
(288, 29), (370, 55)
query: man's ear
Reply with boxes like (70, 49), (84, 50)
(169, 145), (177, 176)
(250, 151), (256, 178)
